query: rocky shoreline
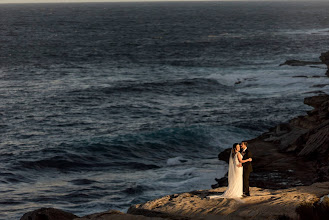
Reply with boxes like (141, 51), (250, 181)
(280, 50), (329, 77)
(20, 56), (329, 219)
(21, 182), (329, 220)
(213, 93), (329, 190)
(20, 93), (329, 220)
(127, 182), (329, 220)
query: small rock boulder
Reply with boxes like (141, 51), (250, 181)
(20, 208), (77, 220)
(217, 148), (231, 163)
(320, 51), (329, 68)
(304, 94), (329, 109)
(320, 51), (329, 76)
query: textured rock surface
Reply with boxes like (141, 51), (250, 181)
(128, 182), (329, 220)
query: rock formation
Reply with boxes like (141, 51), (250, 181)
(214, 94), (329, 190)
(279, 59), (323, 66)
(320, 51), (329, 76)
(128, 182), (329, 220)
(280, 50), (329, 76)
(20, 208), (78, 220)
(20, 181), (329, 220)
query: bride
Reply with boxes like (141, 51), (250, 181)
(208, 143), (252, 199)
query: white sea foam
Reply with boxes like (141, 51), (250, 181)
(138, 158), (227, 193)
(208, 65), (329, 97)
(166, 156), (191, 166)
(207, 71), (259, 87)
(284, 28), (329, 36)
(162, 167), (198, 179)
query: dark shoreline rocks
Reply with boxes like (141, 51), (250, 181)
(279, 59), (323, 67)
(281, 50), (329, 77)
(20, 208), (78, 220)
(127, 92), (329, 219)
(213, 94), (329, 190)
(320, 51), (329, 76)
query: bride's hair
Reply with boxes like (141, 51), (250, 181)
(232, 143), (239, 158)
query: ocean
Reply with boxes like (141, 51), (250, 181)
(1, 1), (329, 219)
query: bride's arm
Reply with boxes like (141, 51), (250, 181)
(237, 153), (252, 163)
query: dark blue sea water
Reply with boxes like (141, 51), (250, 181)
(1, 1), (329, 219)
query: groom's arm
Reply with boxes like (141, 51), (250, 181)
(242, 151), (252, 166)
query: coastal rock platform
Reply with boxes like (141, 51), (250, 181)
(22, 182), (329, 220)
(128, 182), (329, 220)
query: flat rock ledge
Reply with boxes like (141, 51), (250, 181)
(20, 182), (329, 220)
(128, 182), (329, 220)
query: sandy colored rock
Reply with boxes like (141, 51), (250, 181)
(128, 182), (329, 220)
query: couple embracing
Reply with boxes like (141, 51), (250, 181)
(209, 142), (253, 199)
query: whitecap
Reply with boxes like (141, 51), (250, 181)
(166, 156), (191, 166)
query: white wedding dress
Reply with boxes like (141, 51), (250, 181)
(208, 151), (243, 199)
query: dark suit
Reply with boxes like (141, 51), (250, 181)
(242, 148), (252, 195)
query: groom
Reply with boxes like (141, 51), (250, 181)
(241, 141), (252, 196)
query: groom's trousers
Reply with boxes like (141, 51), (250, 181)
(243, 171), (250, 195)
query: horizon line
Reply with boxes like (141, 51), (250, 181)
(0, 0), (324, 5)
